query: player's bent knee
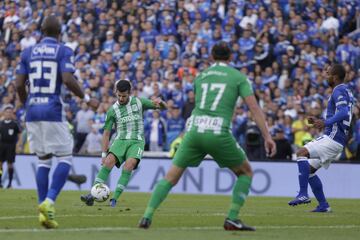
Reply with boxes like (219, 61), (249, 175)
(103, 155), (116, 168)
(123, 158), (138, 171)
(231, 160), (253, 177)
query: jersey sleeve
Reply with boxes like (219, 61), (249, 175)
(140, 97), (156, 110)
(324, 87), (350, 126)
(103, 107), (115, 131)
(16, 48), (29, 75)
(333, 88), (349, 108)
(238, 74), (254, 98)
(59, 46), (75, 73)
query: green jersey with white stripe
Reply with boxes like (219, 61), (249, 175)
(103, 96), (156, 141)
(187, 62), (253, 134)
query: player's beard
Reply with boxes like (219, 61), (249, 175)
(118, 98), (129, 105)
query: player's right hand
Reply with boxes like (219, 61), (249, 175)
(101, 157), (106, 165)
(88, 97), (100, 110)
(307, 116), (315, 124)
(264, 137), (277, 158)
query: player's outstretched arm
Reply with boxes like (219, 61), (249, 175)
(101, 129), (111, 163)
(15, 74), (28, 105)
(244, 95), (276, 157)
(62, 72), (84, 99)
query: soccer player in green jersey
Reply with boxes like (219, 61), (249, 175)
(139, 42), (276, 230)
(81, 80), (167, 207)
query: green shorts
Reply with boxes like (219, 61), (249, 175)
(172, 131), (247, 168)
(108, 139), (144, 168)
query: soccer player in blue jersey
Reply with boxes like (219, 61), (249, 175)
(288, 64), (354, 212)
(15, 16), (90, 228)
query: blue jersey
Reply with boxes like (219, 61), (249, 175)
(324, 84), (354, 146)
(16, 37), (75, 122)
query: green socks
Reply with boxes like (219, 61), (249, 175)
(143, 179), (173, 220)
(94, 166), (112, 184)
(112, 169), (132, 200)
(227, 175), (252, 220)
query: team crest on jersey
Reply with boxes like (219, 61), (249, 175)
(131, 104), (139, 112)
(8, 129), (14, 135)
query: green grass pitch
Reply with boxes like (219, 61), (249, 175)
(0, 189), (359, 240)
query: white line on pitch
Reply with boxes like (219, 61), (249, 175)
(0, 225), (359, 233)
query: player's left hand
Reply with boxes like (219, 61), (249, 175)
(84, 94), (100, 111)
(264, 136), (277, 157)
(88, 97), (100, 110)
(312, 119), (325, 129)
(152, 97), (167, 109)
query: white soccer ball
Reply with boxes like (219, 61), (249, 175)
(91, 183), (110, 202)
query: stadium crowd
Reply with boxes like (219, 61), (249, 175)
(0, 0), (360, 160)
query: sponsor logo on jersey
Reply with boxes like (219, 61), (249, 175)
(193, 115), (223, 134)
(31, 44), (59, 59)
(119, 114), (140, 123)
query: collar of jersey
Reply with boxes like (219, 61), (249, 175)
(211, 62), (227, 67)
(41, 37), (58, 43)
(332, 83), (346, 92)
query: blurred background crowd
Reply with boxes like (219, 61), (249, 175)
(0, 0), (360, 160)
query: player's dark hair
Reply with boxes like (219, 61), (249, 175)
(332, 64), (346, 81)
(41, 15), (61, 38)
(211, 41), (231, 61)
(116, 80), (131, 93)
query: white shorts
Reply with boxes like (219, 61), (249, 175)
(304, 135), (343, 169)
(26, 121), (74, 157)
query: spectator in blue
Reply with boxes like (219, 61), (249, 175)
(160, 15), (177, 36)
(238, 29), (256, 58)
(145, 110), (167, 152)
(171, 78), (185, 108)
(165, 104), (185, 151)
(102, 30), (115, 52)
(336, 36), (355, 65)
(274, 33), (291, 57)
(222, 23), (235, 43)
(75, 44), (90, 63)
(262, 67), (278, 85)
(141, 21), (158, 45)
(294, 23), (309, 44)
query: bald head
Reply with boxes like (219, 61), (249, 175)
(41, 16), (61, 38)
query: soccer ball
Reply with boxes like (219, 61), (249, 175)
(91, 183), (110, 202)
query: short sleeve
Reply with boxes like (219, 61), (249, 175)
(60, 46), (75, 73)
(238, 75), (254, 98)
(140, 97), (156, 110)
(103, 107), (115, 131)
(16, 49), (29, 75)
(333, 88), (348, 108)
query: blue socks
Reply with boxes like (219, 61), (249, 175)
(309, 174), (328, 206)
(46, 158), (72, 202)
(36, 166), (51, 203)
(36, 159), (52, 203)
(297, 158), (310, 196)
